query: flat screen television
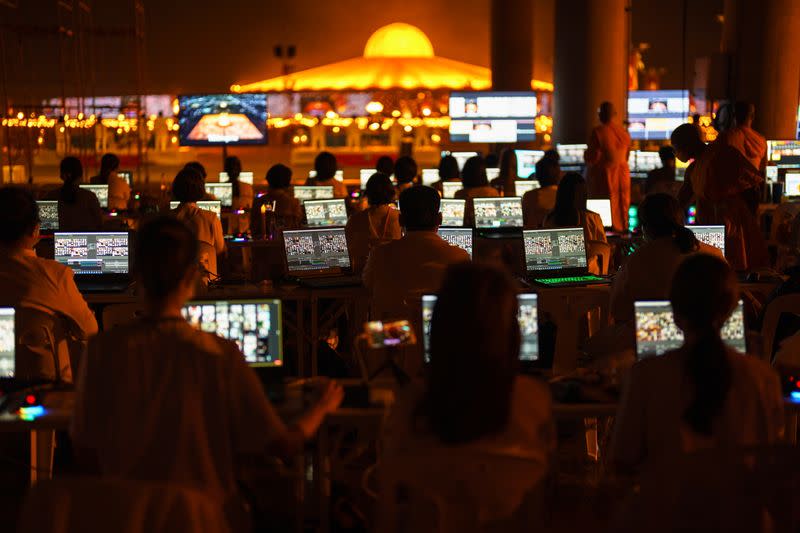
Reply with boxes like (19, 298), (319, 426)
(448, 91), (537, 143)
(178, 93), (268, 146)
(627, 90), (689, 140)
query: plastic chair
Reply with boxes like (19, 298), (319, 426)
(760, 294), (800, 362)
(102, 303), (146, 332)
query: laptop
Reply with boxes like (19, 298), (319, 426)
(219, 171), (254, 185)
(182, 299), (284, 367)
(37, 201), (59, 232)
(523, 227), (608, 287)
(54, 232), (131, 292)
(690, 225), (725, 255)
(117, 170), (133, 185)
(0, 308), (15, 379)
(169, 200), (222, 219)
(304, 199), (348, 227)
(309, 170), (344, 182)
(634, 299), (746, 359)
(442, 181), (462, 199)
(421, 169), (439, 186)
(282, 227), (360, 287)
(205, 183), (233, 207)
(586, 199), (613, 228)
(79, 184), (109, 209)
(785, 171), (800, 200)
(514, 180), (540, 197)
(440, 199), (466, 227)
(556, 144), (587, 171)
(293, 185), (335, 203)
(515, 149), (544, 179)
(438, 228), (473, 258)
(473, 197), (523, 228)
(486, 168), (500, 181)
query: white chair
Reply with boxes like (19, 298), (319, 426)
(760, 294), (800, 362)
(102, 303), (146, 332)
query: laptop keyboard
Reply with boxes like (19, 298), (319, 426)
(534, 275), (605, 286)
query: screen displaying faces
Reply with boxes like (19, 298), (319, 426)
(182, 299), (283, 366)
(586, 199), (613, 228)
(768, 140), (800, 168)
(690, 225), (725, 255)
(283, 228), (350, 272)
(627, 90), (689, 140)
(515, 149), (544, 179)
(514, 180), (540, 197)
(473, 197), (523, 228)
(523, 228), (587, 273)
(294, 186), (335, 202)
(178, 93), (268, 146)
(635, 300), (746, 358)
(205, 183), (233, 207)
(79, 184), (109, 208)
(0, 308), (14, 378)
(449, 92), (537, 142)
(440, 199), (466, 226)
(441, 182), (462, 199)
(170, 200), (222, 219)
(438, 228), (473, 258)
(37, 201), (59, 231)
(54, 232), (129, 275)
(785, 172), (800, 197)
(304, 199), (348, 227)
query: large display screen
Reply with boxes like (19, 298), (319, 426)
(768, 140), (800, 168)
(449, 92), (537, 143)
(178, 94), (268, 146)
(627, 90), (689, 140)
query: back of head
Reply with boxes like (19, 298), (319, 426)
(136, 216), (199, 303)
(670, 254), (738, 436)
(394, 156), (418, 185)
(733, 101), (755, 127)
(461, 156), (488, 188)
(314, 151), (338, 181)
(0, 187), (39, 246)
(184, 161), (207, 180)
(499, 148), (517, 179)
(598, 101), (616, 124)
(375, 155), (394, 176)
(543, 149), (560, 163)
(266, 163), (292, 189)
(399, 185), (440, 231)
(172, 168), (206, 203)
(99, 153), (120, 181)
(484, 152), (499, 168)
(60, 156), (83, 186)
(658, 145), (676, 165)
(223, 156), (242, 179)
(552, 172), (585, 226)
(437, 155), (460, 181)
(670, 123), (702, 155)
(365, 172), (395, 206)
(535, 157), (561, 186)
(422, 262), (519, 445)
(639, 193), (698, 252)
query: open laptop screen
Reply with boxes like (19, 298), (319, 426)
(422, 169), (439, 186)
(309, 170), (344, 182)
(438, 228), (473, 258)
(169, 200), (222, 219)
(473, 197), (523, 228)
(514, 180), (540, 197)
(79, 184), (109, 208)
(54, 232), (130, 275)
(0, 308), (14, 378)
(441, 182), (461, 199)
(182, 299), (283, 367)
(293, 186), (335, 202)
(515, 149), (544, 179)
(205, 183), (233, 207)
(785, 172), (800, 198)
(283, 228), (350, 272)
(586, 199), (613, 228)
(304, 199), (348, 227)
(523, 228), (587, 274)
(440, 199), (466, 227)
(690, 225), (725, 255)
(37, 201), (59, 231)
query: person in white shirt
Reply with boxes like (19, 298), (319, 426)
(454, 156), (499, 227)
(346, 172), (401, 273)
(71, 216), (343, 528)
(0, 187), (97, 381)
(306, 151), (347, 199)
(364, 185), (469, 320)
(90, 153), (130, 211)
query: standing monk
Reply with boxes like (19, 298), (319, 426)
(672, 123), (768, 271)
(585, 102), (632, 232)
(716, 102), (767, 173)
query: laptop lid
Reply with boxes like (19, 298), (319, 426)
(473, 197), (523, 228)
(486, 168), (501, 181)
(304, 199), (348, 227)
(437, 228), (473, 258)
(556, 144), (587, 166)
(117, 170), (133, 185)
(0, 307), (15, 378)
(523, 227), (588, 278)
(586, 199), (613, 228)
(283, 227), (351, 276)
(309, 170), (344, 182)
(182, 299), (283, 367)
(37, 201), (59, 232)
(690, 225), (725, 256)
(441, 181), (461, 199)
(79, 184), (109, 208)
(785, 171), (800, 199)
(515, 149), (544, 179)
(54, 232), (130, 279)
(293, 186), (335, 203)
(440, 199), (466, 227)
(421, 169), (439, 186)
(205, 183), (233, 207)
(514, 180), (540, 197)
(219, 171), (254, 185)
(634, 299), (746, 359)
(169, 200), (222, 219)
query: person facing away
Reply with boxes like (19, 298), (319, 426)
(432, 154), (460, 195)
(394, 155), (418, 194)
(364, 185), (470, 320)
(224, 155), (253, 211)
(454, 156), (499, 226)
(672, 123), (768, 271)
(71, 216), (343, 526)
(89, 153), (130, 211)
(44, 156), (104, 232)
(375, 155), (394, 177)
(306, 151), (347, 198)
(610, 254), (784, 473)
(645, 146), (677, 195)
(380, 262), (555, 530)
(716, 101), (767, 173)
(489, 148), (518, 197)
(584, 101), (632, 232)
(610, 193), (723, 324)
(0, 187), (97, 382)
(523, 156), (561, 228)
(171, 168), (225, 279)
(250, 164), (302, 235)
(346, 172), (401, 273)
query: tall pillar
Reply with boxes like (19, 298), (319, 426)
(722, 0), (800, 139)
(490, 0), (534, 91)
(553, 0), (628, 144)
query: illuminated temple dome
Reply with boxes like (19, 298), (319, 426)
(363, 23), (435, 58)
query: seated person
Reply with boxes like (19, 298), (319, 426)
(610, 254), (784, 473)
(45, 157), (104, 232)
(375, 155), (394, 176)
(394, 156), (418, 194)
(346, 172), (401, 273)
(184, 161), (208, 181)
(454, 156), (499, 226)
(645, 146), (677, 196)
(489, 148), (518, 196)
(89, 153), (130, 211)
(431, 154), (460, 194)
(306, 151), (347, 199)
(380, 262), (554, 530)
(71, 217), (343, 528)
(171, 168), (225, 279)
(251, 164), (303, 234)
(224, 155), (253, 211)
(522, 157), (560, 228)
(0, 187), (97, 381)
(364, 186), (469, 320)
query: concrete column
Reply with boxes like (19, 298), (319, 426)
(490, 0), (534, 91)
(722, 0), (800, 139)
(553, 0), (629, 144)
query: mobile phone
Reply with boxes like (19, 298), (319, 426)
(364, 320), (416, 348)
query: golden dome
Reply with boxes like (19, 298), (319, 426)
(363, 23), (435, 58)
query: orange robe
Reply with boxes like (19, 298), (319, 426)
(678, 143), (768, 271)
(716, 125), (767, 173)
(585, 122), (631, 231)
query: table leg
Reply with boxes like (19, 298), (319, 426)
(317, 421), (331, 533)
(296, 300), (306, 378)
(30, 429), (54, 485)
(311, 296), (319, 377)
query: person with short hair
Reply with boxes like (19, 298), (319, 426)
(251, 164), (303, 235)
(307, 151), (347, 198)
(454, 156), (499, 226)
(523, 156), (561, 228)
(364, 186), (469, 320)
(716, 101), (767, 173)
(184, 161), (208, 181)
(224, 155), (254, 211)
(346, 172), (401, 273)
(375, 155), (394, 177)
(431, 154), (460, 195)
(90, 153), (130, 211)
(394, 156), (418, 193)
(645, 146), (677, 195)
(71, 216), (343, 529)
(44, 157), (104, 232)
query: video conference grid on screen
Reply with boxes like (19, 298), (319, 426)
(556, 144), (588, 166)
(438, 228), (473, 258)
(169, 201), (222, 219)
(178, 94), (268, 146)
(79, 184), (109, 208)
(54, 232), (129, 275)
(441, 182), (462, 199)
(304, 199), (348, 227)
(768, 140), (800, 168)
(37, 201), (59, 231)
(523, 228), (587, 272)
(449, 92), (537, 143)
(182, 300), (283, 366)
(515, 149), (544, 179)
(634, 300), (746, 358)
(690, 225), (725, 254)
(473, 197), (523, 228)
(440, 199), (466, 226)
(294, 186), (335, 201)
(0, 308), (14, 378)
(284, 229), (350, 272)
(627, 90), (689, 140)
(205, 183), (233, 207)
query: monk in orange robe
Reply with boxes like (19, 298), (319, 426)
(716, 101), (767, 173)
(585, 102), (632, 232)
(672, 123), (768, 271)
